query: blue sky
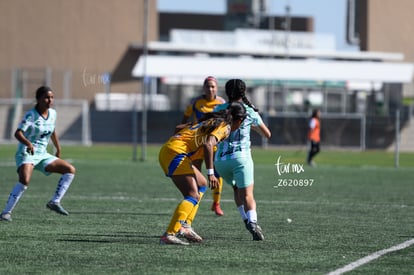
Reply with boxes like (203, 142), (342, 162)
(157, 0), (358, 51)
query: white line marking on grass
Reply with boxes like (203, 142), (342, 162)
(0, 162), (15, 167)
(18, 195), (413, 209)
(326, 238), (414, 275)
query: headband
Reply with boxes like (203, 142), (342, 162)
(204, 76), (217, 85)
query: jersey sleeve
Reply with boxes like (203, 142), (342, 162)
(183, 96), (202, 117)
(209, 124), (230, 142)
(247, 108), (264, 127)
(17, 110), (34, 132)
(213, 103), (228, 112)
(216, 96), (226, 104)
(253, 112), (264, 126)
(309, 118), (316, 129)
(183, 103), (193, 117)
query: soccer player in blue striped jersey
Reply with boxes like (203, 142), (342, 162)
(0, 86), (76, 221)
(214, 79), (271, 241)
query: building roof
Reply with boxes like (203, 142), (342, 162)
(131, 55), (413, 83)
(114, 29), (412, 84)
(147, 41), (404, 61)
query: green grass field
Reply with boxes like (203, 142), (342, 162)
(0, 144), (413, 274)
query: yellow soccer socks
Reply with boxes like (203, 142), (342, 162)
(185, 186), (206, 226)
(211, 177), (224, 216)
(212, 177), (223, 203)
(166, 196), (197, 235)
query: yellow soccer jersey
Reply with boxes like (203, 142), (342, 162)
(183, 95), (226, 122)
(165, 121), (230, 155)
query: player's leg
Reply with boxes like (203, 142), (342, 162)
(237, 185), (264, 241)
(211, 145), (224, 216)
(314, 142), (320, 157)
(180, 164), (206, 242)
(161, 174), (200, 245)
(185, 165), (206, 226)
(184, 159), (204, 225)
(233, 186), (248, 226)
(0, 164), (33, 221)
(158, 148), (193, 245)
(211, 171), (224, 216)
(307, 141), (313, 165)
(308, 141), (319, 166)
(44, 158), (76, 215)
(234, 158), (264, 241)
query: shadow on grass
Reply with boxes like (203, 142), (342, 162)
(56, 232), (251, 244)
(56, 232), (161, 244)
(68, 211), (169, 216)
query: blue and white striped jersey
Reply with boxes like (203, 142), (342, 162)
(214, 103), (263, 161)
(16, 107), (57, 155)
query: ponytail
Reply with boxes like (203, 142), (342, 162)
(241, 95), (259, 112)
(198, 101), (246, 135)
(225, 79), (259, 112)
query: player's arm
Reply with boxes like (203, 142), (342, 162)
(181, 102), (194, 124)
(14, 129), (34, 155)
(204, 135), (219, 189)
(309, 118), (316, 129)
(252, 123), (271, 139)
(181, 115), (190, 124)
(50, 130), (62, 158)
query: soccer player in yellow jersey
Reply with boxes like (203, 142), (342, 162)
(159, 102), (247, 245)
(181, 76), (226, 216)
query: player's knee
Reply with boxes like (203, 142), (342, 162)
(68, 164), (76, 174)
(184, 195), (199, 205)
(197, 176), (207, 187)
(194, 193), (201, 202)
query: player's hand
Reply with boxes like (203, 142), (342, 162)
(208, 174), (219, 189)
(26, 145), (34, 155)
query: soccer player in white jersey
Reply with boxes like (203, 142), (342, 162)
(0, 86), (76, 221)
(214, 79), (271, 241)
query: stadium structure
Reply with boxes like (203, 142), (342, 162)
(1, 0), (414, 150)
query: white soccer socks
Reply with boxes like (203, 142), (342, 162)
(50, 173), (75, 203)
(2, 182), (27, 214)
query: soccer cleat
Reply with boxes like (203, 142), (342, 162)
(179, 223), (203, 243)
(243, 219), (249, 230)
(0, 212), (12, 222)
(247, 222), (265, 241)
(160, 233), (189, 245)
(211, 202), (224, 216)
(46, 201), (69, 215)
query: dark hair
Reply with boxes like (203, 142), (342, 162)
(36, 86), (52, 100)
(311, 109), (320, 118)
(198, 101), (246, 135)
(228, 101), (247, 121)
(225, 79), (258, 112)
